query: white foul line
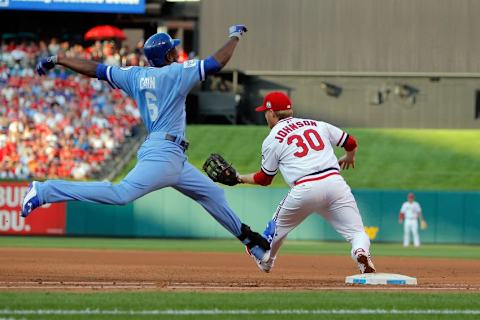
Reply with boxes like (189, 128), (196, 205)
(0, 309), (479, 315)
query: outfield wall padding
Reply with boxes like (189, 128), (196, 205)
(66, 188), (480, 244)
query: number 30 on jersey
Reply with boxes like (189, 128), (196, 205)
(287, 129), (325, 158)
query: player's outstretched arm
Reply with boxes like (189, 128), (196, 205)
(202, 25), (247, 75)
(36, 56), (99, 78)
(238, 173), (256, 184)
(239, 170), (274, 186)
(212, 25), (247, 67)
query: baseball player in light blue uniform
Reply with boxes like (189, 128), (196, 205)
(23, 25), (270, 261)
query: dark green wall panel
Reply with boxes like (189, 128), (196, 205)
(66, 188), (480, 244)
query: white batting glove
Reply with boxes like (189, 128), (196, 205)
(229, 24), (248, 39)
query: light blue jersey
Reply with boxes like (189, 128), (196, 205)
(26, 29), (271, 262)
(104, 60), (206, 136)
(34, 57), (248, 239)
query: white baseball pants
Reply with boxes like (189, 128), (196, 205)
(270, 174), (371, 262)
(403, 219), (420, 247)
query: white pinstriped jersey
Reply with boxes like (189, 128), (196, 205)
(261, 117), (348, 187)
(400, 201), (422, 219)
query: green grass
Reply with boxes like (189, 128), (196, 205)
(1, 237), (479, 259)
(0, 291), (478, 319)
(1, 238), (478, 319)
(116, 126), (480, 190)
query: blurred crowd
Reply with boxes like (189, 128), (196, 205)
(2, 36), (191, 69)
(0, 38), (143, 180)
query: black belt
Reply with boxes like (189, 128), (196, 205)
(297, 167), (339, 180)
(165, 134), (189, 150)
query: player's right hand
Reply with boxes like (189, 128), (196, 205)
(36, 56), (57, 76)
(338, 154), (355, 170)
(229, 24), (248, 39)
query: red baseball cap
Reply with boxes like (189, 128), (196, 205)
(255, 91), (292, 112)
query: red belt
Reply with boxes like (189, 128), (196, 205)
(294, 170), (340, 186)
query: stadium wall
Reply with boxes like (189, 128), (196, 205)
(200, 0), (480, 73)
(200, 0), (480, 128)
(242, 75), (480, 128)
(63, 188), (480, 244)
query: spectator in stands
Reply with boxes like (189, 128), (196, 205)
(48, 38), (60, 56)
(0, 36), (142, 180)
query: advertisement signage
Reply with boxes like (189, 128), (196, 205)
(0, 181), (66, 235)
(0, 0), (145, 14)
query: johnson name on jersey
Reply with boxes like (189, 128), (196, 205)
(261, 117), (349, 186)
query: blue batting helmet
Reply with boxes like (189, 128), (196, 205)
(143, 33), (181, 67)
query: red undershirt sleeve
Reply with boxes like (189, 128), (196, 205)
(253, 170), (274, 186)
(343, 135), (358, 151)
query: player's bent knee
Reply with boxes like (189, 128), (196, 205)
(111, 184), (141, 205)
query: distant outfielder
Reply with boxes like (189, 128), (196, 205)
(399, 192), (426, 247)
(22, 25), (270, 262)
(206, 92), (376, 274)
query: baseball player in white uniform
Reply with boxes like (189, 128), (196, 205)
(399, 192), (425, 247)
(238, 91), (376, 274)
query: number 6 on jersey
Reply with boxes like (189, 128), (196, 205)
(145, 91), (159, 122)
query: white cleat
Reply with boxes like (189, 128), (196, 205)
(256, 258), (274, 273)
(21, 181), (41, 218)
(246, 247), (274, 273)
(244, 220), (276, 272)
(354, 248), (376, 274)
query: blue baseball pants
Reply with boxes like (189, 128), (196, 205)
(35, 136), (242, 237)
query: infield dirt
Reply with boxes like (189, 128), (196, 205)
(0, 248), (478, 291)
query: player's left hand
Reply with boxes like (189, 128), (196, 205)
(36, 55), (57, 76)
(229, 24), (248, 39)
(420, 219), (428, 230)
(338, 154), (355, 170)
(203, 153), (240, 186)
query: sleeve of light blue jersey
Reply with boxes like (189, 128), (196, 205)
(97, 65), (140, 97)
(179, 59), (205, 96)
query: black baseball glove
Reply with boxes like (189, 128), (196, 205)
(203, 153), (240, 186)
